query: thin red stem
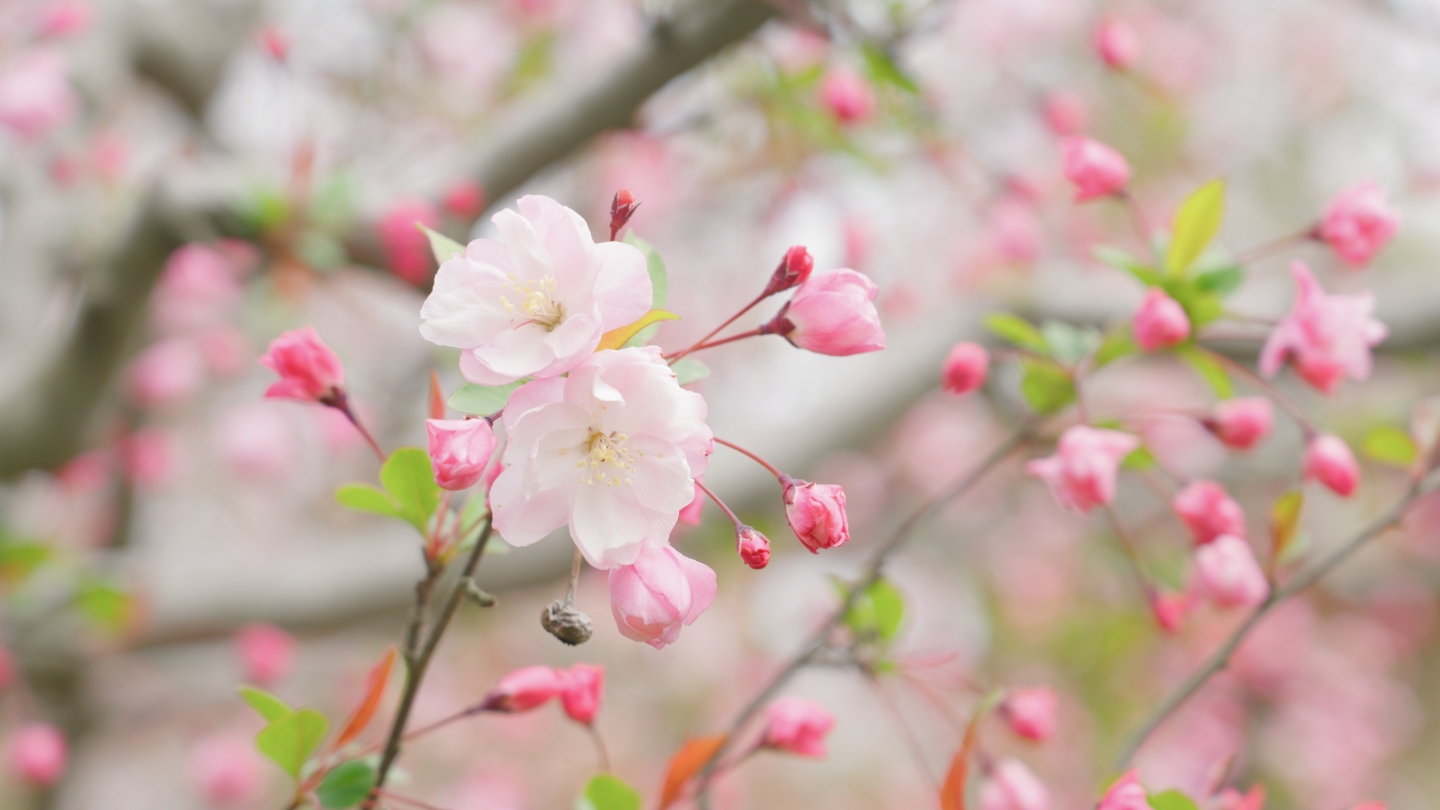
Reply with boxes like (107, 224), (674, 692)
(1233, 228), (1316, 266)
(587, 724), (613, 773)
(665, 328), (766, 360)
(668, 295), (766, 363)
(713, 437), (785, 480)
(1103, 505), (1156, 600)
(694, 479), (743, 530)
(340, 405), (386, 462)
(1211, 353), (1319, 439)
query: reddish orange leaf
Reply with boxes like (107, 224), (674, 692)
(659, 734), (727, 809)
(939, 712), (982, 810)
(333, 646), (397, 749)
(428, 370), (446, 420)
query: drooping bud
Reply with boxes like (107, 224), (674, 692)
(1093, 18), (1140, 70)
(1149, 590), (1190, 634)
(818, 66), (875, 124)
(999, 688), (1058, 742)
(1026, 426), (1139, 514)
(1304, 434), (1360, 497)
(1132, 288), (1191, 351)
(1172, 480), (1246, 545)
(558, 663), (604, 725)
(258, 326), (346, 405)
(760, 697), (835, 757)
(768, 269), (885, 356)
(762, 246), (815, 297)
(540, 599), (593, 646)
(781, 476), (850, 553)
(480, 665), (563, 713)
(1194, 535), (1269, 609)
(737, 525), (771, 569)
(607, 547), (716, 650)
(1204, 398), (1273, 450)
(609, 189), (639, 241)
(941, 342), (989, 395)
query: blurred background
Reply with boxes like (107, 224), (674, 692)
(3, 0), (1440, 807)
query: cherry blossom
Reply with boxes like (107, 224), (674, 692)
(761, 697), (835, 757)
(1026, 426), (1140, 513)
(771, 268), (885, 356)
(607, 545), (716, 649)
(1259, 262), (1387, 394)
(1319, 182), (1399, 267)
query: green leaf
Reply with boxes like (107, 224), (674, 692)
(1094, 325), (1137, 368)
(1161, 277), (1224, 328)
(598, 310), (679, 351)
(846, 578), (905, 642)
(1148, 790), (1201, 810)
(256, 708), (329, 780)
(1194, 265), (1244, 297)
(379, 448), (442, 533)
(417, 223), (464, 266)
(624, 234), (668, 310)
(448, 381), (523, 415)
(75, 580), (131, 633)
(984, 314), (1047, 353)
(1093, 246), (1162, 285)
(1122, 445), (1156, 470)
(239, 687), (293, 723)
(861, 43), (919, 93)
(1364, 426), (1417, 467)
(577, 773), (642, 810)
(1040, 321), (1097, 366)
(1166, 180), (1225, 277)
(316, 760), (377, 808)
(1019, 359), (1076, 414)
(672, 358), (710, 386)
(335, 484), (402, 520)
(1176, 346), (1232, 398)
(0, 540), (51, 584)
(1271, 489), (1304, 563)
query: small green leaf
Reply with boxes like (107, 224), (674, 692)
(239, 687), (293, 723)
(316, 760), (377, 808)
(1094, 325), (1137, 368)
(1093, 246), (1161, 285)
(448, 381), (523, 415)
(256, 709), (328, 780)
(335, 484), (402, 520)
(1194, 265), (1244, 297)
(1148, 790), (1201, 810)
(624, 234), (668, 310)
(577, 773), (642, 810)
(1019, 359), (1076, 415)
(1161, 278), (1224, 328)
(984, 314), (1047, 352)
(861, 43), (919, 93)
(1364, 426), (1417, 467)
(1122, 445), (1156, 470)
(672, 358), (710, 386)
(847, 578), (905, 642)
(379, 448), (442, 533)
(417, 223), (465, 266)
(75, 580), (131, 633)
(1271, 489), (1303, 563)
(1166, 180), (1226, 277)
(0, 540), (51, 584)
(1177, 346), (1233, 398)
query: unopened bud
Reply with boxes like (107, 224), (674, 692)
(609, 189), (639, 241)
(762, 246), (814, 297)
(541, 599), (593, 646)
(737, 525), (771, 569)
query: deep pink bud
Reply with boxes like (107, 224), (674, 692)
(426, 418), (498, 491)
(189, 735), (263, 806)
(770, 269), (885, 356)
(1304, 434), (1360, 497)
(235, 623), (295, 686)
(737, 525), (771, 569)
(1094, 18), (1140, 69)
(761, 697), (835, 758)
(819, 66), (875, 124)
(39, 2), (91, 38)
(979, 758), (1050, 810)
(1132, 288), (1190, 351)
(377, 198), (441, 285)
(1172, 480), (1246, 545)
(999, 688), (1057, 742)
(481, 665), (563, 713)
(1098, 770), (1149, 810)
(608, 547), (716, 649)
(1194, 534), (1269, 609)
(1150, 590), (1190, 634)
(1060, 136), (1131, 202)
(1205, 398), (1273, 450)
(609, 189), (639, 241)
(558, 663), (604, 725)
(1026, 426), (1139, 514)
(782, 477), (850, 553)
(442, 179), (486, 219)
(1319, 182), (1398, 267)
(942, 342), (989, 395)
(1041, 90), (1088, 136)
(8, 724), (66, 786)
(762, 246), (814, 297)
(258, 326), (345, 403)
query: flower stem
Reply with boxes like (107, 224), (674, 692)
(693, 479), (743, 530)
(1210, 353), (1319, 439)
(667, 294), (766, 363)
(1233, 228), (1316, 266)
(587, 724), (613, 773)
(666, 328), (767, 360)
(712, 437), (785, 480)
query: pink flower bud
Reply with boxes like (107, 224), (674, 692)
(426, 418), (498, 491)
(1205, 398), (1272, 450)
(1060, 136), (1131, 202)
(737, 525), (771, 569)
(127, 338), (207, 409)
(558, 663), (604, 725)
(1304, 434), (1360, 497)
(607, 546), (717, 649)
(1150, 590), (1190, 633)
(442, 179), (486, 219)
(609, 189), (639, 240)
(235, 623), (295, 686)
(1172, 480), (1246, 545)
(120, 429), (175, 488)
(377, 198), (441, 285)
(258, 326), (345, 404)
(1026, 426), (1139, 514)
(38, 2), (92, 38)
(0, 646), (14, 690)
(1098, 770), (1149, 810)
(1000, 688), (1057, 742)
(8, 724), (66, 786)
(1259, 263), (1387, 395)
(0, 50), (78, 141)
(1194, 535), (1269, 610)
(979, 758), (1050, 810)
(1319, 182), (1398, 267)
(761, 697), (835, 758)
(188, 735), (263, 806)
(762, 246), (815, 297)
(770, 269), (885, 356)
(781, 477), (850, 553)
(481, 665), (563, 713)
(259, 25), (289, 62)
(1216, 786), (1266, 810)
(942, 342), (989, 396)
(819, 66), (875, 124)
(1093, 18), (1140, 70)
(1132, 288), (1190, 351)
(1041, 90), (1088, 136)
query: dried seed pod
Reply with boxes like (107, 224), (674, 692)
(540, 599), (593, 646)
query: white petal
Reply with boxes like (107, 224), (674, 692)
(570, 482), (649, 569)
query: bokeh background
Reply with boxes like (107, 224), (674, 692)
(3, 0), (1440, 807)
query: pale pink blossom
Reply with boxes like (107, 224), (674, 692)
(771, 269), (885, 356)
(819, 66), (875, 123)
(259, 326), (345, 403)
(420, 195), (652, 385)
(443, 179), (487, 219)
(1195, 535), (1269, 609)
(199, 327), (250, 377)
(1094, 18), (1140, 69)
(1172, 480), (1246, 544)
(1215, 785), (1266, 810)
(943, 342), (990, 395)
(258, 25), (289, 62)
(979, 758), (1050, 810)
(1132, 288), (1190, 351)
(120, 429), (175, 487)
(558, 663), (603, 725)
(1205, 398), (1272, 450)
(1042, 90), (1088, 136)
(607, 545), (716, 649)
(1026, 426), (1139, 513)
(0, 50), (77, 140)
(378, 198), (441, 285)
(480, 666), (562, 712)
(1097, 770), (1149, 810)
(127, 338), (206, 409)
(1304, 434), (1360, 497)
(1060, 136), (1130, 202)
(38, 2), (91, 38)
(677, 486), (705, 526)
(491, 347), (712, 569)
(1259, 263), (1387, 394)
(152, 244), (243, 335)
(761, 697), (835, 758)
(1000, 688), (1058, 742)
(235, 623), (294, 686)
(8, 724), (66, 786)
(213, 403), (297, 481)
(1319, 182), (1398, 267)
(737, 525), (771, 569)
(188, 735), (263, 806)
(991, 198), (1042, 263)
(426, 418), (498, 491)
(781, 477), (849, 553)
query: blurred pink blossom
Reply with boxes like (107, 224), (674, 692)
(979, 758), (1050, 810)
(1094, 18), (1140, 69)
(558, 663), (603, 725)
(38, 2), (91, 38)
(235, 623), (295, 686)
(1133, 288), (1191, 351)
(942, 342), (989, 396)
(188, 735), (263, 806)
(819, 66), (875, 123)
(0, 50), (77, 140)
(1259, 262), (1387, 394)
(1319, 182), (1398, 267)
(607, 546), (716, 649)
(1097, 770), (1148, 810)
(120, 429), (175, 488)
(213, 403), (298, 481)
(8, 724), (66, 786)
(1204, 398), (1272, 451)
(378, 198), (441, 285)
(126, 338), (207, 409)
(1041, 90), (1088, 135)
(1303, 434), (1360, 497)
(1060, 136), (1131, 201)
(1026, 426), (1139, 513)
(1195, 534), (1268, 609)
(1000, 687), (1057, 742)
(1172, 480), (1246, 544)
(152, 244), (243, 335)
(761, 697), (834, 757)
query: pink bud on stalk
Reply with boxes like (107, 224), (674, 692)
(1318, 181), (1398, 267)
(766, 269), (885, 356)
(1204, 398), (1273, 450)
(761, 697), (835, 757)
(1172, 480), (1246, 545)
(480, 665), (563, 713)
(1194, 535), (1269, 609)
(1093, 18), (1140, 70)
(1060, 136), (1131, 202)
(1026, 426), (1139, 514)
(942, 342), (989, 396)
(426, 418), (498, 491)
(999, 688), (1058, 742)
(8, 724), (66, 786)
(1303, 434), (1360, 497)
(189, 735), (263, 806)
(609, 189), (639, 241)
(819, 66), (875, 124)
(762, 246), (815, 298)
(259, 326), (345, 405)
(781, 476), (850, 553)
(979, 758), (1051, 810)
(607, 546), (717, 650)
(736, 525), (772, 569)
(1149, 590), (1190, 634)
(236, 623), (295, 686)
(1132, 288), (1190, 351)
(558, 663), (604, 725)
(1098, 770), (1149, 810)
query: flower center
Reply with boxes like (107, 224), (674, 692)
(500, 275), (565, 330)
(576, 430), (636, 487)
